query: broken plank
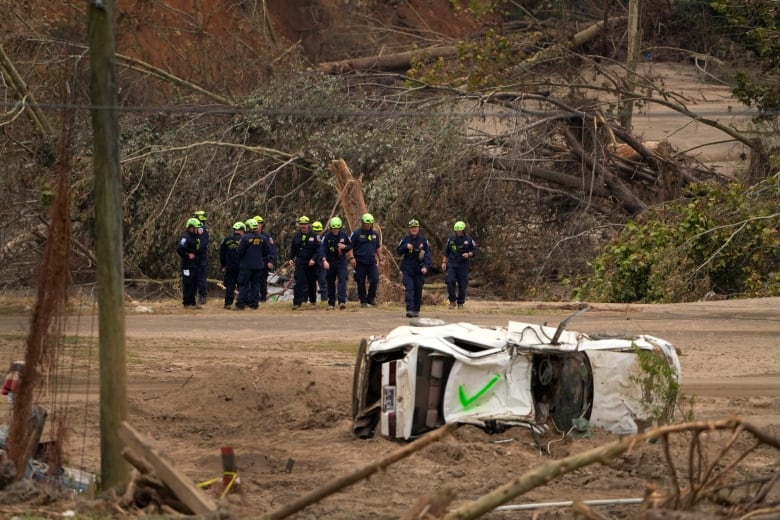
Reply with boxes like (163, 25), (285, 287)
(118, 421), (217, 516)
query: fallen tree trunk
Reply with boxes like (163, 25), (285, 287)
(562, 127), (648, 215)
(329, 158), (369, 232)
(514, 17), (627, 71)
(317, 46), (458, 74)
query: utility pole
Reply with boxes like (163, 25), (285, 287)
(621, 0), (641, 130)
(87, 0), (129, 490)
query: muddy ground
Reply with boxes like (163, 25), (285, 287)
(0, 296), (778, 518)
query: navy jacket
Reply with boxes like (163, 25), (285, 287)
(176, 231), (200, 270)
(237, 231), (271, 270)
(396, 233), (432, 273)
(219, 232), (242, 271)
(289, 231), (321, 265)
(320, 231), (352, 262)
(444, 233), (477, 266)
(260, 231), (278, 268)
(349, 227), (381, 264)
(196, 225), (209, 266)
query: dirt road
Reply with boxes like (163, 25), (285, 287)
(0, 297), (778, 518)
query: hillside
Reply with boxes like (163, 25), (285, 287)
(0, 1), (776, 301)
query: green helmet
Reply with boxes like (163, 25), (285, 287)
(361, 213), (374, 224)
(245, 218), (259, 230)
(253, 215), (264, 223)
(453, 221), (466, 231)
(312, 221), (324, 232)
(193, 210), (207, 221)
(186, 217), (201, 229)
(233, 221), (246, 231)
(408, 218), (420, 228)
(298, 215), (311, 224)
(329, 216), (343, 229)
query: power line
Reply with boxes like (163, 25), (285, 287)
(0, 99), (769, 118)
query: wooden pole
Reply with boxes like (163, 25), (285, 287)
(88, 0), (129, 491)
(621, 0), (641, 130)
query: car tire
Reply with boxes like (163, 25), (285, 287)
(408, 317), (447, 327)
(351, 338), (368, 420)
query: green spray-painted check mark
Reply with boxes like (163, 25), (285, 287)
(458, 374), (500, 410)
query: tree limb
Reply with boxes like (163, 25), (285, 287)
(444, 418), (778, 520)
(317, 45), (459, 74)
(0, 43), (54, 142)
(262, 423), (456, 520)
(562, 127), (648, 215)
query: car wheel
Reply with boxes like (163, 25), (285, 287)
(352, 338), (368, 420)
(409, 317), (447, 327)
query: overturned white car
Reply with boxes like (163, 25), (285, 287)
(352, 311), (681, 440)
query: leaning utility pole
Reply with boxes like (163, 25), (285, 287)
(87, 0), (129, 490)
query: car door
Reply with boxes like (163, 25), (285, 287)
(442, 350), (534, 425)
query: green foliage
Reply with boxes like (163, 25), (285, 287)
(577, 177), (780, 302)
(733, 71), (780, 116)
(407, 30), (531, 90)
(630, 344), (682, 424)
(456, 30), (518, 90)
(711, 0), (780, 116)
(449, 0), (509, 22)
(711, 0), (780, 59)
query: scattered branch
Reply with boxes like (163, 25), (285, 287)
(262, 423), (456, 520)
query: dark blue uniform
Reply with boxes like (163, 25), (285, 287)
(349, 227), (382, 305)
(289, 230), (321, 306)
(396, 233), (432, 314)
(314, 232), (328, 302)
(195, 224), (209, 303)
(176, 230), (200, 307)
(320, 230), (352, 307)
(219, 231), (242, 308)
(236, 231), (272, 309)
(259, 230), (277, 302)
(443, 233), (477, 306)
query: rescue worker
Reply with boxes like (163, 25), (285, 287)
(320, 216), (352, 309)
(219, 221), (245, 309)
(441, 221), (477, 309)
(193, 210), (209, 305)
(253, 215), (278, 302)
(349, 213), (383, 308)
(176, 218), (202, 308)
(396, 218), (432, 318)
(287, 216), (321, 310)
(312, 220), (328, 303)
(236, 218), (271, 310)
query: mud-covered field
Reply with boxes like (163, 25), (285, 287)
(0, 297), (777, 518)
